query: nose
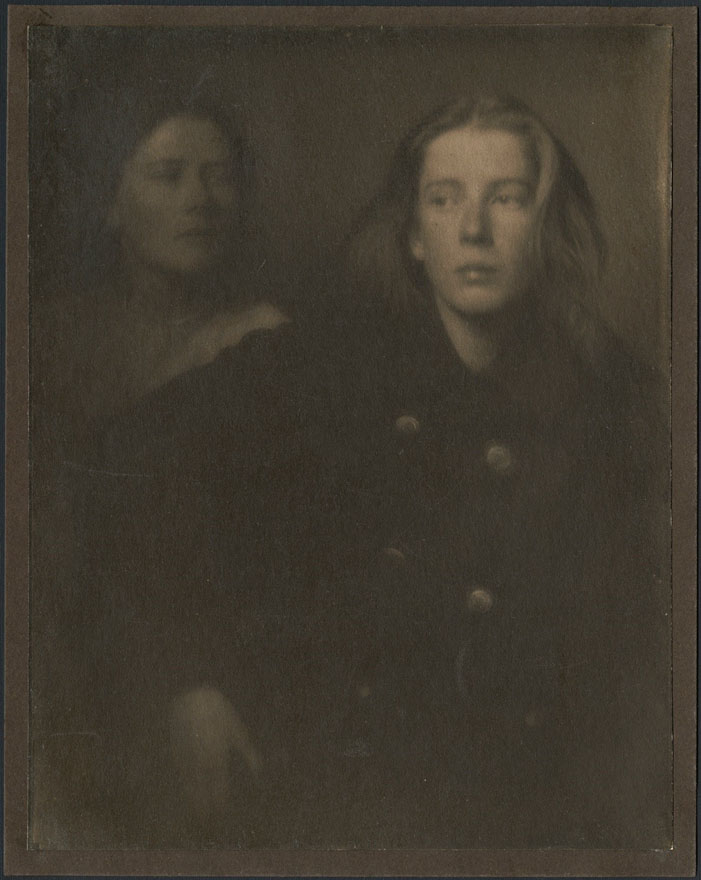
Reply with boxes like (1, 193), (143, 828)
(182, 169), (216, 211)
(459, 198), (491, 244)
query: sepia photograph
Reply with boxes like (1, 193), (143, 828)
(5, 5), (697, 877)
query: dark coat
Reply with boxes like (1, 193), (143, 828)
(68, 301), (671, 848)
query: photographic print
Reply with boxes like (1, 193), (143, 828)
(5, 5), (696, 877)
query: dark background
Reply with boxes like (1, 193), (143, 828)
(29, 24), (671, 370)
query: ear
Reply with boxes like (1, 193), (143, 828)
(409, 227), (425, 262)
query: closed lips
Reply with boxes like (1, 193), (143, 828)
(457, 263), (496, 273)
(456, 264), (497, 280)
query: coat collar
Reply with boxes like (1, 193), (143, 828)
(366, 299), (588, 428)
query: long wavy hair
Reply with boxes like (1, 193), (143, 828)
(344, 94), (609, 365)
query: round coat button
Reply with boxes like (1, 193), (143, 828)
(395, 414), (421, 436)
(485, 442), (516, 474)
(466, 587), (494, 614)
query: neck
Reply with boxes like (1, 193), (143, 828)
(119, 253), (217, 319)
(435, 298), (515, 373)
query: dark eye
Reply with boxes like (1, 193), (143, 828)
(148, 164), (183, 184)
(493, 194), (518, 205)
(426, 190), (454, 208)
(491, 185), (532, 207)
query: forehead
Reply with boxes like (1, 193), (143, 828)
(420, 125), (533, 184)
(133, 115), (230, 163)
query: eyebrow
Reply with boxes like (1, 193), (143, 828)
(422, 178), (460, 189)
(422, 176), (533, 189)
(421, 177), (537, 203)
(490, 178), (534, 189)
(141, 158), (232, 170)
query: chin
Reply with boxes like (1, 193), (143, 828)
(446, 287), (520, 318)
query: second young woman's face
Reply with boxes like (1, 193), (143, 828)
(410, 125), (539, 319)
(111, 115), (238, 276)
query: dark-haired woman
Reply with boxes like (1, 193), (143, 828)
(31, 90), (285, 847)
(71, 100), (284, 426)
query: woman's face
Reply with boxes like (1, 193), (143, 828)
(410, 125), (539, 318)
(110, 115), (238, 276)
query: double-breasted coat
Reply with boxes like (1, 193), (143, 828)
(66, 298), (671, 848)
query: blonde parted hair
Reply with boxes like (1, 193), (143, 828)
(345, 94), (608, 363)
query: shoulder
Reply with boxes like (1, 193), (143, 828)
(579, 323), (666, 433)
(90, 321), (310, 475)
(568, 322), (668, 495)
(180, 302), (290, 374)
